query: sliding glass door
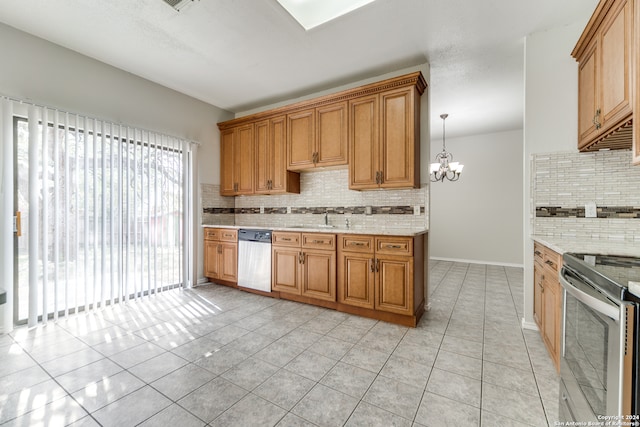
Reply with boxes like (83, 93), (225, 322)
(12, 109), (191, 326)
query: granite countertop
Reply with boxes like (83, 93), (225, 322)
(202, 224), (428, 237)
(532, 235), (640, 258)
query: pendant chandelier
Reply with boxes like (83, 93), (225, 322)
(430, 113), (464, 182)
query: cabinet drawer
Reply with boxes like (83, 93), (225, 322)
(339, 235), (374, 253)
(375, 237), (413, 256)
(543, 249), (561, 274)
(204, 228), (220, 241)
(534, 243), (544, 264)
(219, 229), (238, 242)
(302, 233), (336, 250)
(272, 232), (301, 247)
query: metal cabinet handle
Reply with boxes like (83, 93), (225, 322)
(350, 242), (365, 247)
(378, 171), (383, 184)
(386, 244), (403, 249)
(592, 108), (601, 130)
(375, 171), (380, 184)
(370, 259), (375, 272)
(281, 237), (292, 242)
(299, 252), (305, 264)
(375, 259), (379, 272)
(312, 240), (325, 244)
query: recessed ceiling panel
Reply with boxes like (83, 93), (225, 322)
(276, 0), (376, 30)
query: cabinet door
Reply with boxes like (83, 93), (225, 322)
(287, 109), (315, 170)
(254, 119), (270, 194)
(316, 102), (348, 167)
(577, 41), (599, 149)
(348, 95), (379, 190)
(533, 265), (544, 329)
(375, 255), (413, 315)
(338, 252), (374, 309)
(234, 124), (254, 195)
(204, 241), (220, 279)
(219, 243), (238, 283)
(635, 0), (640, 165)
(599, 0), (632, 133)
(380, 87), (418, 188)
(301, 250), (336, 301)
(272, 247), (301, 295)
(220, 129), (236, 195)
(542, 276), (561, 367)
(269, 116), (290, 193)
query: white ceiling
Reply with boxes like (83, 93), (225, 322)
(0, 0), (596, 139)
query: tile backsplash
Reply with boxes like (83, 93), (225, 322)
(202, 169), (428, 230)
(532, 149), (640, 242)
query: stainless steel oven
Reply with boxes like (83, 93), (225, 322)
(559, 253), (639, 422)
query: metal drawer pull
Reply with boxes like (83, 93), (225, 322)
(370, 259), (375, 272)
(281, 238), (292, 241)
(350, 242), (365, 246)
(312, 240), (326, 244)
(386, 244), (403, 249)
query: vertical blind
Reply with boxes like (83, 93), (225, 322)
(0, 98), (194, 328)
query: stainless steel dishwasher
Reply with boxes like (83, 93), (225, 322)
(237, 229), (272, 292)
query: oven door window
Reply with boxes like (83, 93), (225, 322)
(564, 291), (617, 416)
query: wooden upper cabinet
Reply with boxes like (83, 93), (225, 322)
(287, 109), (315, 170)
(349, 87), (420, 190)
(287, 102), (348, 171)
(220, 124), (254, 196)
(577, 41), (599, 145)
(349, 95), (379, 189)
(220, 129), (236, 195)
(634, 0), (640, 165)
(255, 116), (300, 195)
(316, 102), (348, 167)
(218, 71), (427, 191)
(573, 0), (633, 151)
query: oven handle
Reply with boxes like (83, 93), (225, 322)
(559, 268), (619, 322)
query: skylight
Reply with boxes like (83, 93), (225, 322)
(277, 0), (376, 30)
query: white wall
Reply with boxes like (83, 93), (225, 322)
(522, 16), (594, 328)
(430, 129), (524, 266)
(0, 23), (233, 310)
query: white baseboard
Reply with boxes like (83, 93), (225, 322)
(430, 257), (524, 268)
(195, 277), (210, 287)
(521, 319), (539, 331)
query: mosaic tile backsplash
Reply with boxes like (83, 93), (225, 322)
(202, 169), (428, 230)
(532, 149), (640, 242)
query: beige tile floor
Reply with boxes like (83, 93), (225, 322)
(0, 261), (558, 426)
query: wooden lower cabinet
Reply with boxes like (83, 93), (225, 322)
(271, 232), (336, 302)
(267, 231), (426, 326)
(533, 242), (562, 372)
(301, 250), (336, 301)
(376, 255), (413, 315)
(272, 247), (301, 294)
(203, 228), (238, 286)
(339, 252), (375, 309)
(338, 234), (425, 325)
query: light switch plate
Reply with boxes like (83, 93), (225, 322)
(365, 206), (372, 215)
(585, 202), (597, 218)
(414, 205), (421, 215)
(287, 206), (292, 214)
(260, 206), (264, 214)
